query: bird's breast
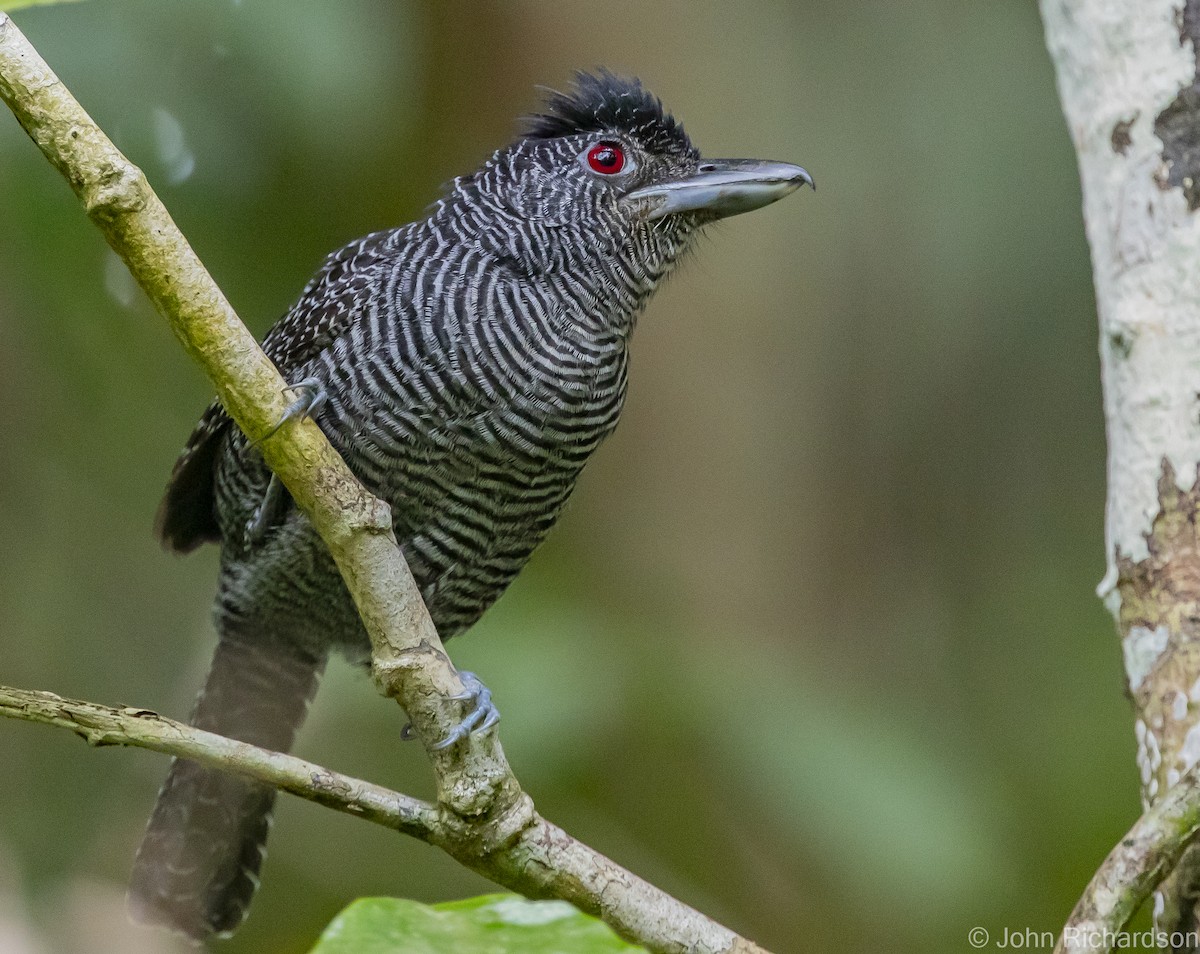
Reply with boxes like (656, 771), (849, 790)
(319, 302), (629, 517)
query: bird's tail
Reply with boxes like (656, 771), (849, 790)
(128, 628), (325, 941)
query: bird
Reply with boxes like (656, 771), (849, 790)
(128, 69), (812, 942)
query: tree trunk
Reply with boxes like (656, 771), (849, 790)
(1042, 0), (1200, 944)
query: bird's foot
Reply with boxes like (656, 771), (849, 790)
(401, 671), (501, 750)
(256, 376), (327, 445)
(434, 671), (501, 749)
(244, 474), (282, 546)
(244, 377), (327, 545)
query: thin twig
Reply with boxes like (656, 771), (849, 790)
(0, 683), (767, 954)
(0, 13), (769, 954)
(0, 685), (440, 838)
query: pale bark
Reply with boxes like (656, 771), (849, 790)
(0, 685), (766, 954)
(1041, 0), (1200, 947)
(0, 13), (766, 954)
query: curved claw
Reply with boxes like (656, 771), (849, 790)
(244, 473), (283, 546)
(254, 376), (327, 446)
(430, 671), (500, 750)
(244, 377), (327, 546)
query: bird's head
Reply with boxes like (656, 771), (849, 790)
(447, 70), (812, 293)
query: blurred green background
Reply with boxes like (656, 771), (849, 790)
(0, 1), (1130, 952)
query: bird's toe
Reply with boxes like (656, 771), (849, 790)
(431, 670), (500, 750)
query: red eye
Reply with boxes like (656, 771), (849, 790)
(586, 142), (625, 175)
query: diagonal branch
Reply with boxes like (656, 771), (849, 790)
(0, 7), (500, 813)
(1053, 761), (1200, 954)
(0, 13), (769, 954)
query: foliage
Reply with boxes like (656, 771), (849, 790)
(0, 0), (83, 10)
(308, 894), (649, 954)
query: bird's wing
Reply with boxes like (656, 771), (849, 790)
(259, 230), (395, 372)
(155, 230), (398, 552)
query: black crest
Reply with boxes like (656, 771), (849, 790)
(523, 70), (697, 158)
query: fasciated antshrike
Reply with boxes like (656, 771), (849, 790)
(129, 70), (811, 941)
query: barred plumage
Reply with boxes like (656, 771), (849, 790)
(132, 70), (811, 941)
(210, 141), (695, 643)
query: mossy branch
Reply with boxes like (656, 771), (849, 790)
(0, 13), (768, 954)
(0, 685), (769, 954)
(0, 686), (440, 838)
(0, 5), (490, 804)
(1053, 760), (1200, 953)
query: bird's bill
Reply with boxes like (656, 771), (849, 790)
(627, 159), (813, 221)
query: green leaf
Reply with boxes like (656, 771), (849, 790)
(0, 0), (85, 10)
(309, 894), (649, 954)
